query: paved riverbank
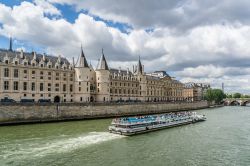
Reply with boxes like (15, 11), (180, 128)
(0, 101), (209, 125)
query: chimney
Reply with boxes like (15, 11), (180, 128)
(43, 53), (46, 61)
(72, 57), (75, 66)
(20, 49), (24, 59)
(33, 52), (37, 60)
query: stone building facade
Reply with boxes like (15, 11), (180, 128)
(183, 82), (210, 101)
(0, 39), (185, 103)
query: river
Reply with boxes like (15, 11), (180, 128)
(0, 106), (250, 166)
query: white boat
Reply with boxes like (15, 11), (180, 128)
(109, 112), (206, 136)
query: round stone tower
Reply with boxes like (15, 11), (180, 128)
(95, 49), (110, 102)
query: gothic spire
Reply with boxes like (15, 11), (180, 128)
(76, 45), (89, 67)
(97, 48), (109, 70)
(137, 56), (143, 74)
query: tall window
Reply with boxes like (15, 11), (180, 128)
(40, 83), (44, 91)
(63, 84), (66, 92)
(31, 82), (35, 91)
(14, 81), (19, 90)
(14, 69), (19, 78)
(55, 84), (59, 91)
(4, 68), (9, 77)
(48, 83), (51, 91)
(4, 81), (9, 90)
(23, 82), (27, 91)
(70, 84), (73, 92)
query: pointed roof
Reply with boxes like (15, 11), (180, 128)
(137, 56), (143, 74)
(97, 48), (109, 70)
(89, 60), (94, 70)
(76, 45), (89, 67)
(9, 37), (13, 52)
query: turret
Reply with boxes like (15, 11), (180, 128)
(95, 48), (110, 102)
(74, 45), (92, 102)
(136, 56), (147, 101)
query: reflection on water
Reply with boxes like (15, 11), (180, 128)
(1, 106), (250, 166)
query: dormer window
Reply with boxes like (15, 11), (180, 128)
(15, 61), (18, 65)
(24, 62), (27, 66)
(40, 64), (44, 67)
(32, 63), (35, 67)
(5, 60), (8, 64)
(56, 66), (59, 69)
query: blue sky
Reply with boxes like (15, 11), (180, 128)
(0, 0), (132, 52)
(1, 0), (250, 93)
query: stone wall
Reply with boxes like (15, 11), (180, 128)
(0, 101), (208, 125)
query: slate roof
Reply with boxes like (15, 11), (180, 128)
(0, 49), (70, 66)
(96, 49), (109, 70)
(146, 75), (161, 80)
(75, 46), (89, 68)
(110, 68), (133, 75)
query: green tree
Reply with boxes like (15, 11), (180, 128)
(205, 89), (225, 104)
(213, 89), (225, 104)
(233, 93), (241, 98)
(244, 95), (250, 98)
(204, 89), (214, 102)
(226, 94), (233, 98)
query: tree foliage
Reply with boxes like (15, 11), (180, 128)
(233, 93), (241, 98)
(205, 89), (225, 104)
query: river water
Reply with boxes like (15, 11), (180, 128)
(0, 106), (250, 166)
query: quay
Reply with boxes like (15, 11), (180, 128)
(0, 101), (208, 125)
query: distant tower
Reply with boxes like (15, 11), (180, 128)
(137, 56), (143, 75)
(136, 56), (147, 101)
(9, 36), (13, 51)
(222, 82), (224, 93)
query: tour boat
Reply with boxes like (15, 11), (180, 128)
(109, 112), (206, 136)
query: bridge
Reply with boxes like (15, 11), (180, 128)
(223, 98), (250, 106)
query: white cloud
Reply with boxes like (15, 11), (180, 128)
(34, 0), (61, 16)
(1, 1), (250, 93)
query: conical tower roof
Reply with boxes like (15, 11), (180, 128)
(137, 56), (143, 74)
(76, 45), (89, 67)
(97, 48), (109, 70)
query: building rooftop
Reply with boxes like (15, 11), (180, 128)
(0, 49), (70, 66)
